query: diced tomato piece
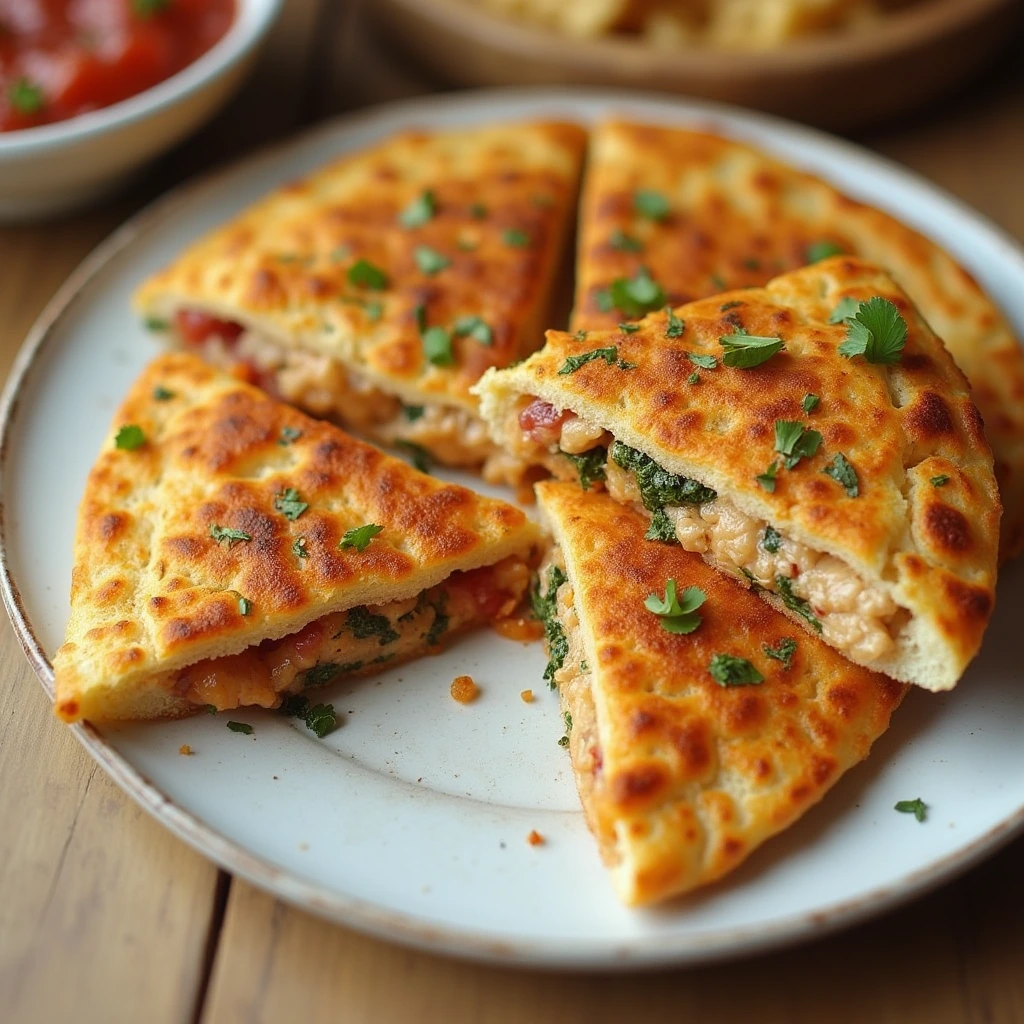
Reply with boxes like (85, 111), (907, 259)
(518, 399), (568, 446)
(173, 309), (244, 347)
(452, 566), (515, 620)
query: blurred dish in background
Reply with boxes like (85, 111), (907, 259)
(0, 0), (236, 134)
(372, 0), (1020, 129)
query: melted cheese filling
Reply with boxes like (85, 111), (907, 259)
(159, 558), (530, 713)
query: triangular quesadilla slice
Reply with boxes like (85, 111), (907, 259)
(534, 481), (905, 906)
(133, 121), (585, 482)
(572, 119), (1024, 561)
(477, 258), (1000, 690)
(54, 353), (541, 724)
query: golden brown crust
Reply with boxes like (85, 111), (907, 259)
(134, 121), (586, 411)
(53, 353), (540, 723)
(572, 120), (1024, 560)
(536, 481), (905, 906)
(477, 258), (1001, 690)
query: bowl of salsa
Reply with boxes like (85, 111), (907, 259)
(0, 0), (283, 218)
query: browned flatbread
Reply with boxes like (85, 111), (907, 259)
(535, 481), (905, 906)
(477, 258), (1001, 691)
(133, 121), (586, 478)
(572, 120), (1024, 560)
(53, 353), (540, 724)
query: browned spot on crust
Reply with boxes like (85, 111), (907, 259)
(942, 578), (993, 621)
(923, 503), (972, 553)
(812, 755), (836, 785)
(161, 600), (236, 648)
(99, 513), (126, 542)
(671, 720), (712, 776)
(723, 837), (744, 858)
(905, 391), (954, 438)
(610, 763), (668, 808)
(826, 683), (861, 719)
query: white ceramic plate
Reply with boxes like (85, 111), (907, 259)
(3, 89), (1024, 970)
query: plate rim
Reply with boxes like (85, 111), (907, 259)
(3, 85), (1024, 970)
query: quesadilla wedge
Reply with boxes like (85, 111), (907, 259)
(53, 353), (541, 724)
(476, 258), (1000, 691)
(133, 121), (586, 481)
(573, 119), (1024, 560)
(534, 481), (905, 906)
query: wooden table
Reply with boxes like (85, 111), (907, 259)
(3, 3), (1023, 1021)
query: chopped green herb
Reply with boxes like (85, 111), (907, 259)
(895, 798), (928, 822)
(557, 346), (635, 375)
(634, 189), (670, 221)
(303, 662), (342, 688)
(645, 508), (678, 543)
(210, 524), (251, 547)
(502, 228), (530, 248)
(274, 488), (308, 521)
(347, 606), (399, 646)
(414, 246), (451, 275)
(226, 721), (253, 735)
(114, 425), (145, 451)
(292, 536), (309, 559)
(802, 393), (821, 414)
(580, 660), (589, 673)
(469, 203), (487, 219)
(347, 259), (389, 290)
(709, 654), (764, 687)
(687, 352), (718, 370)
(710, 273), (727, 290)
(8, 77), (44, 115)
(931, 474), (950, 487)
(806, 240), (845, 263)
(687, 372), (700, 385)
(278, 426), (303, 446)
(763, 525), (782, 553)
(558, 710), (573, 747)
(452, 315), (493, 345)
(776, 575), (822, 632)
(558, 735), (570, 748)
(609, 228), (643, 252)
(237, 596), (252, 616)
(720, 332), (785, 369)
(665, 307), (685, 338)
(561, 447), (607, 491)
(304, 703), (338, 738)
(763, 637), (797, 668)
(594, 288), (614, 313)
(402, 404), (425, 422)
(279, 694), (310, 718)
(837, 297), (907, 364)
(425, 594), (449, 647)
(153, 386), (175, 401)
(574, 329), (588, 341)
(398, 190), (436, 228)
(422, 326), (454, 366)
(823, 453), (859, 497)
(532, 566), (569, 688)
(644, 579), (706, 634)
(339, 523), (383, 552)
(203, 704), (218, 715)
(828, 296), (862, 324)
(144, 316), (170, 332)
(609, 267), (665, 318)
(720, 300), (743, 311)
(774, 420), (823, 470)
(743, 257), (761, 271)
(396, 440), (431, 473)
(757, 461), (779, 492)
(618, 322), (640, 333)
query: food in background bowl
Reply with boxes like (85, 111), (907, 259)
(0, 0), (236, 133)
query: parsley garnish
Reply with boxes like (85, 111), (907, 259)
(402, 404), (425, 422)
(720, 300), (743, 311)
(144, 317), (170, 332)
(609, 228), (643, 252)
(687, 372), (700, 385)
(561, 447), (607, 491)
(574, 330), (588, 341)
(931, 474), (950, 487)
(757, 461), (779, 492)
(226, 721), (253, 735)
(292, 537), (309, 559)
(237, 596), (252, 616)
(619, 323), (640, 333)
(645, 579), (706, 634)
(8, 77), (44, 115)
(763, 525), (782, 553)
(425, 594), (449, 647)
(347, 606), (399, 645)
(558, 735), (569, 748)
(210, 524), (251, 547)
(558, 710), (573, 748)
(775, 576), (822, 632)
(837, 297), (907, 364)
(278, 426), (302, 446)
(398, 189), (436, 228)
(806, 241), (844, 263)
(303, 662), (342, 688)
(422, 326), (454, 366)
(823, 453), (859, 496)
(203, 704), (217, 715)
(709, 654), (764, 687)
(452, 315), (493, 345)
(720, 332), (785, 369)
(339, 523), (383, 552)
(114, 424), (145, 450)
(634, 189), (670, 221)
(609, 267), (665, 318)
(895, 798), (928, 822)
(774, 420), (823, 470)
(279, 694), (309, 717)
(557, 346), (635, 374)
(802, 393), (820, 414)
(274, 488), (308, 520)
(305, 703), (338, 738)
(687, 352), (717, 370)
(503, 229), (530, 247)
(763, 637), (797, 668)
(414, 245), (451, 275)
(532, 566), (568, 688)
(396, 440), (431, 473)
(153, 386), (174, 401)
(665, 307), (685, 338)
(347, 259), (389, 290)
(646, 509), (678, 543)
(828, 296), (861, 324)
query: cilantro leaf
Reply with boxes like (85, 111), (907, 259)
(237, 596), (252, 616)
(618, 323), (640, 333)
(763, 525), (782, 553)
(609, 228), (643, 252)
(687, 372), (700, 385)
(774, 420), (823, 469)
(763, 637), (797, 668)
(757, 461), (779, 492)
(645, 579), (706, 634)
(895, 798), (928, 822)
(452, 315), (493, 345)
(720, 333), (785, 369)
(609, 267), (666, 318)
(347, 259), (389, 290)
(806, 240), (845, 263)
(558, 346), (635, 374)
(398, 190), (436, 228)
(292, 536), (309, 559)
(8, 77), (44, 114)
(687, 352), (718, 370)
(634, 189), (670, 221)
(278, 426), (303, 446)
(414, 245), (451, 275)
(931, 474), (950, 487)
(837, 297), (907, 364)
(304, 703), (338, 738)
(561, 447), (607, 491)
(664, 307), (685, 338)
(422, 326), (454, 366)
(210, 524), (251, 547)
(503, 229), (530, 247)
(823, 453), (859, 496)
(226, 721), (253, 735)
(274, 488), (308, 521)
(802, 393), (820, 414)
(709, 654), (764, 687)
(775, 576), (822, 632)
(828, 296), (861, 324)
(153, 386), (175, 401)
(114, 424), (145, 450)
(339, 523), (383, 552)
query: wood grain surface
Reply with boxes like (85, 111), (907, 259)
(2, 2), (1023, 1022)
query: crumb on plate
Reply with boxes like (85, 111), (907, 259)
(520, 689), (534, 703)
(450, 675), (480, 703)
(178, 744), (193, 756)
(527, 829), (544, 846)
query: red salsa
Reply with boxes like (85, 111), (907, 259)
(0, 0), (236, 133)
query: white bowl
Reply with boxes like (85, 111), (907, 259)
(0, 0), (283, 221)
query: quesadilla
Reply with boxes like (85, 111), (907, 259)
(476, 258), (1000, 690)
(133, 121), (586, 481)
(53, 353), (541, 724)
(572, 119), (1024, 560)
(535, 481), (905, 906)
